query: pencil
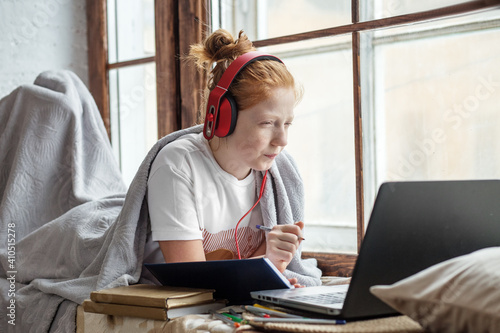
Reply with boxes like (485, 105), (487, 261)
(245, 305), (302, 318)
(250, 317), (347, 325)
(210, 310), (236, 326)
(222, 313), (243, 323)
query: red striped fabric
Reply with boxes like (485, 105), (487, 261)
(202, 226), (265, 259)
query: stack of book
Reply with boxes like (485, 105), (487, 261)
(82, 284), (227, 321)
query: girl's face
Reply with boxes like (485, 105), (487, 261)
(210, 87), (295, 180)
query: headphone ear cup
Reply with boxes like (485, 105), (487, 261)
(214, 93), (238, 138)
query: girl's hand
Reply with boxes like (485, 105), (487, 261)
(288, 277), (305, 288)
(265, 221), (304, 273)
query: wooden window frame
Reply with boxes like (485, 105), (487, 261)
(87, 0), (499, 277)
(86, 0), (208, 139)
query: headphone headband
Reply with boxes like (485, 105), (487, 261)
(203, 51), (284, 140)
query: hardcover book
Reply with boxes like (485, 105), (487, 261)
(82, 299), (226, 321)
(90, 284), (215, 308)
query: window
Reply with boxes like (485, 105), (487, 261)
(107, 0), (157, 182)
(212, 0), (500, 263)
(87, 0), (500, 276)
(86, 0), (208, 184)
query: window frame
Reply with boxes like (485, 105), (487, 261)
(86, 0), (499, 277)
(86, 0), (208, 139)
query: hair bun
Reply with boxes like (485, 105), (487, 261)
(189, 29), (255, 72)
(205, 29), (237, 62)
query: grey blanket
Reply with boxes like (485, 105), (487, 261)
(0, 71), (321, 332)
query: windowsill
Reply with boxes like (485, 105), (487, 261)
(303, 224), (357, 253)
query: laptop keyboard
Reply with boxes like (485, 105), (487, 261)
(290, 291), (346, 305)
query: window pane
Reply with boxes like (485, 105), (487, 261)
(107, 0), (155, 63)
(372, 19), (500, 189)
(213, 0), (351, 41)
(374, 7), (500, 38)
(109, 63), (157, 186)
(263, 37), (357, 254)
(368, 0), (471, 21)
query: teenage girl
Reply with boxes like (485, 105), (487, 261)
(147, 29), (320, 286)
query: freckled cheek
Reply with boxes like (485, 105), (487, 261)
(236, 137), (267, 155)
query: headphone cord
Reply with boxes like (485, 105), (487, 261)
(235, 170), (268, 259)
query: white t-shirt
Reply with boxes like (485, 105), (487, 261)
(147, 132), (265, 259)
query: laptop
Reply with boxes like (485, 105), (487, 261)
(251, 180), (500, 320)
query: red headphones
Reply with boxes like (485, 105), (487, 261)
(203, 51), (284, 140)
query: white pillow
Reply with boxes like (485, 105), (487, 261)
(370, 247), (500, 333)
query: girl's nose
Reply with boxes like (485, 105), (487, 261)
(272, 126), (288, 147)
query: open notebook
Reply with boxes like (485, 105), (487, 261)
(146, 257), (292, 304)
